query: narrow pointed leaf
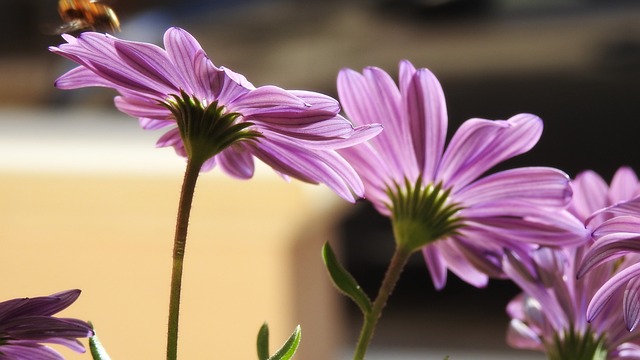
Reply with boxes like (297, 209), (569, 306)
(257, 322), (270, 360)
(268, 325), (301, 360)
(321, 242), (372, 314)
(88, 322), (111, 360)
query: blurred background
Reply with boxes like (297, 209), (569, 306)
(1, 0), (639, 359)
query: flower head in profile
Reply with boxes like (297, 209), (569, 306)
(573, 167), (640, 333)
(0, 289), (93, 359)
(336, 60), (583, 289)
(505, 168), (640, 359)
(504, 247), (640, 360)
(50, 27), (382, 202)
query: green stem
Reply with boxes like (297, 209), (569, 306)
(352, 246), (412, 360)
(167, 157), (204, 360)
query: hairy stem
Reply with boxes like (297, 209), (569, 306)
(352, 247), (412, 360)
(167, 157), (203, 360)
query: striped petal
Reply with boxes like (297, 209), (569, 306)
(438, 114), (542, 191)
(403, 66), (447, 183)
(457, 167), (571, 207)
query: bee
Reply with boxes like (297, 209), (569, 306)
(56, 0), (120, 34)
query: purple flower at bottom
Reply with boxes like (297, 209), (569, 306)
(574, 167), (640, 331)
(336, 60), (584, 289)
(505, 246), (640, 359)
(49, 27), (382, 202)
(0, 289), (93, 360)
(505, 168), (640, 359)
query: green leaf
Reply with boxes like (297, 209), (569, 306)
(257, 322), (270, 360)
(268, 325), (301, 360)
(88, 322), (111, 360)
(322, 242), (372, 315)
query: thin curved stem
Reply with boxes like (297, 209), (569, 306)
(352, 247), (412, 360)
(167, 157), (204, 360)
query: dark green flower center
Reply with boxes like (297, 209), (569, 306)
(162, 90), (262, 165)
(546, 326), (608, 360)
(387, 177), (464, 253)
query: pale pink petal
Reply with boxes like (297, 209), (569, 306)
(610, 167), (640, 204)
(568, 170), (609, 221)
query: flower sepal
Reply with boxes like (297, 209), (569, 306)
(163, 90), (262, 165)
(88, 322), (112, 360)
(546, 326), (607, 360)
(388, 178), (463, 253)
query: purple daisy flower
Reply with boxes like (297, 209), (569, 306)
(0, 289), (93, 360)
(505, 168), (640, 359)
(49, 27), (382, 202)
(574, 167), (640, 331)
(336, 60), (583, 289)
(504, 246), (640, 359)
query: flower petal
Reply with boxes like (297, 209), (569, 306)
(403, 66), (447, 182)
(67, 32), (170, 97)
(438, 114), (543, 190)
(624, 278), (640, 331)
(587, 196), (640, 224)
(114, 96), (172, 122)
(248, 135), (364, 202)
(457, 167), (572, 207)
(337, 66), (418, 182)
(588, 262), (640, 322)
(506, 319), (543, 350)
(422, 244), (448, 290)
(338, 142), (394, 214)
(0, 343), (66, 359)
(229, 85), (306, 116)
(0, 290), (81, 322)
(610, 166), (640, 204)
(437, 239), (490, 288)
(54, 66), (115, 90)
(568, 170), (609, 221)
(577, 233), (640, 279)
(163, 27), (209, 99)
(217, 144), (255, 179)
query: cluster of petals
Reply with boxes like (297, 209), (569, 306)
(575, 168), (640, 332)
(49, 27), (382, 202)
(336, 60), (584, 289)
(505, 168), (640, 358)
(0, 289), (93, 359)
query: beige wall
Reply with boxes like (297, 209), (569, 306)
(0, 114), (346, 359)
